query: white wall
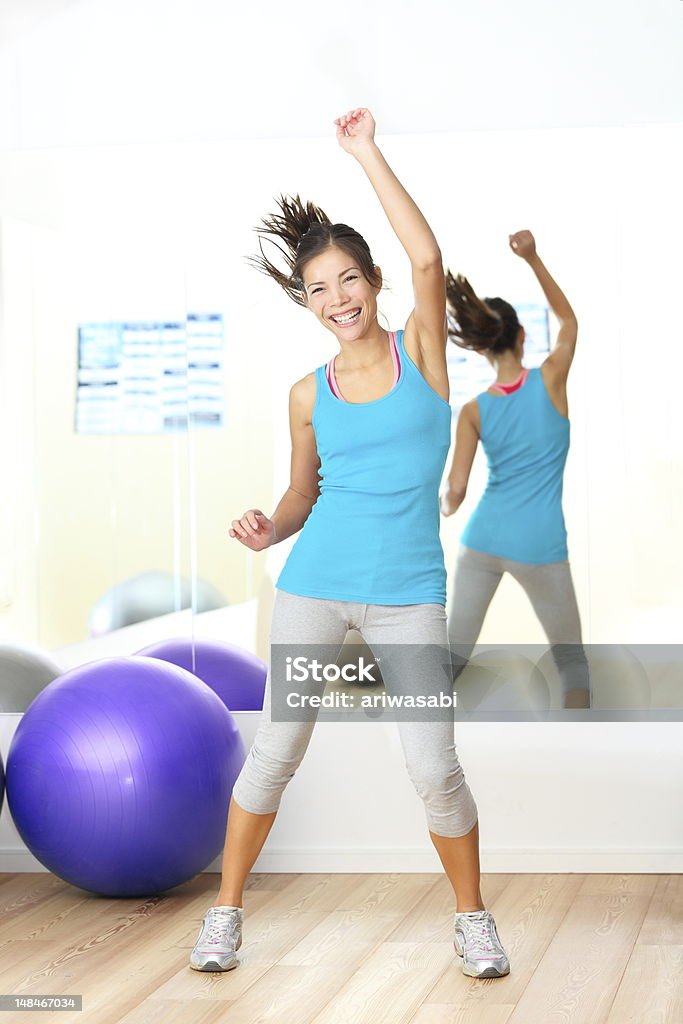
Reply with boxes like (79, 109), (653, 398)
(3, 711), (682, 874)
(0, 0), (681, 149)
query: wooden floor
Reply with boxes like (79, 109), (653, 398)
(0, 871), (681, 1023)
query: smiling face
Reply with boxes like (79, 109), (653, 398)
(302, 244), (381, 342)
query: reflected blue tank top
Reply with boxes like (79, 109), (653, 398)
(461, 367), (570, 564)
(277, 330), (452, 604)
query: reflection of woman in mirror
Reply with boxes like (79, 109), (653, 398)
(190, 109), (510, 979)
(440, 231), (590, 712)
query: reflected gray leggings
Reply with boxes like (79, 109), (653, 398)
(448, 545), (590, 698)
(232, 590), (478, 838)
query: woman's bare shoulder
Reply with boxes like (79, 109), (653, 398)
(289, 371), (318, 423)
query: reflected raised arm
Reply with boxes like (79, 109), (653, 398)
(510, 230), (578, 386)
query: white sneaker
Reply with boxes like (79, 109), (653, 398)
(189, 906), (243, 972)
(454, 909), (510, 978)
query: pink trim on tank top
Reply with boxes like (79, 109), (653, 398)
(489, 367), (529, 395)
(325, 358), (344, 400)
(326, 331), (401, 402)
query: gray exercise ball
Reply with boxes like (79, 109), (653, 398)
(0, 643), (63, 713)
(88, 571), (227, 637)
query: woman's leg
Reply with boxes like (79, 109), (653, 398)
(361, 601), (509, 978)
(361, 602), (481, 908)
(215, 591), (351, 907)
(508, 559), (591, 709)
(213, 805), (277, 908)
(448, 546), (504, 682)
(430, 821), (484, 912)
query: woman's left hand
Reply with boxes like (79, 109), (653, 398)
(334, 108), (376, 155)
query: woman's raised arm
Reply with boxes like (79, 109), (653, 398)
(335, 108), (447, 366)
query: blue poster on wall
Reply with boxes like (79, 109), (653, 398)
(76, 313), (224, 435)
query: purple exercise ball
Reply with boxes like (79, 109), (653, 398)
(136, 638), (266, 711)
(6, 656), (245, 897)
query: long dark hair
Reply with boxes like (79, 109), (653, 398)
(445, 270), (522, 354)
(250, 194), (382, 306)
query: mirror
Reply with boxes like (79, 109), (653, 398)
(0, 124), (681, 716)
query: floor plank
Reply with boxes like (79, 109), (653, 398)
(636, 875), (683, 945)
(506, 891), (654, 1024)
(411, 1005), (515, 1024)
(1, 872), (681, 1024)
(309, 942), (456, 1024)
(387, 875), (512, 944)
(606, 945), (683, 1024)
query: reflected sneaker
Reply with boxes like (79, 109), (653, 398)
(454, 909), (510, 978)
(190, 906), (243, 972)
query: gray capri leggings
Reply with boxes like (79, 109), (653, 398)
(448, 545), (590, 698)
(232, 590), (479, 839)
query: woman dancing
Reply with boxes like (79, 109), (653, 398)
(441, 230), (590, 712)
(190, 109), (510, 980)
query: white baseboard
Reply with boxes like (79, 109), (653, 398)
(3, 846), (681, 876)
(480, 848), (683, 873)
(0, 848), (47, 873)
(247, 847), (683, 873)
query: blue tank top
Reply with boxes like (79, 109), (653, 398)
(461, 366), (570, 564)
(277, 330), (452, 605)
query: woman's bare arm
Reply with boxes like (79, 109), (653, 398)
(440, 400), (480, 517)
